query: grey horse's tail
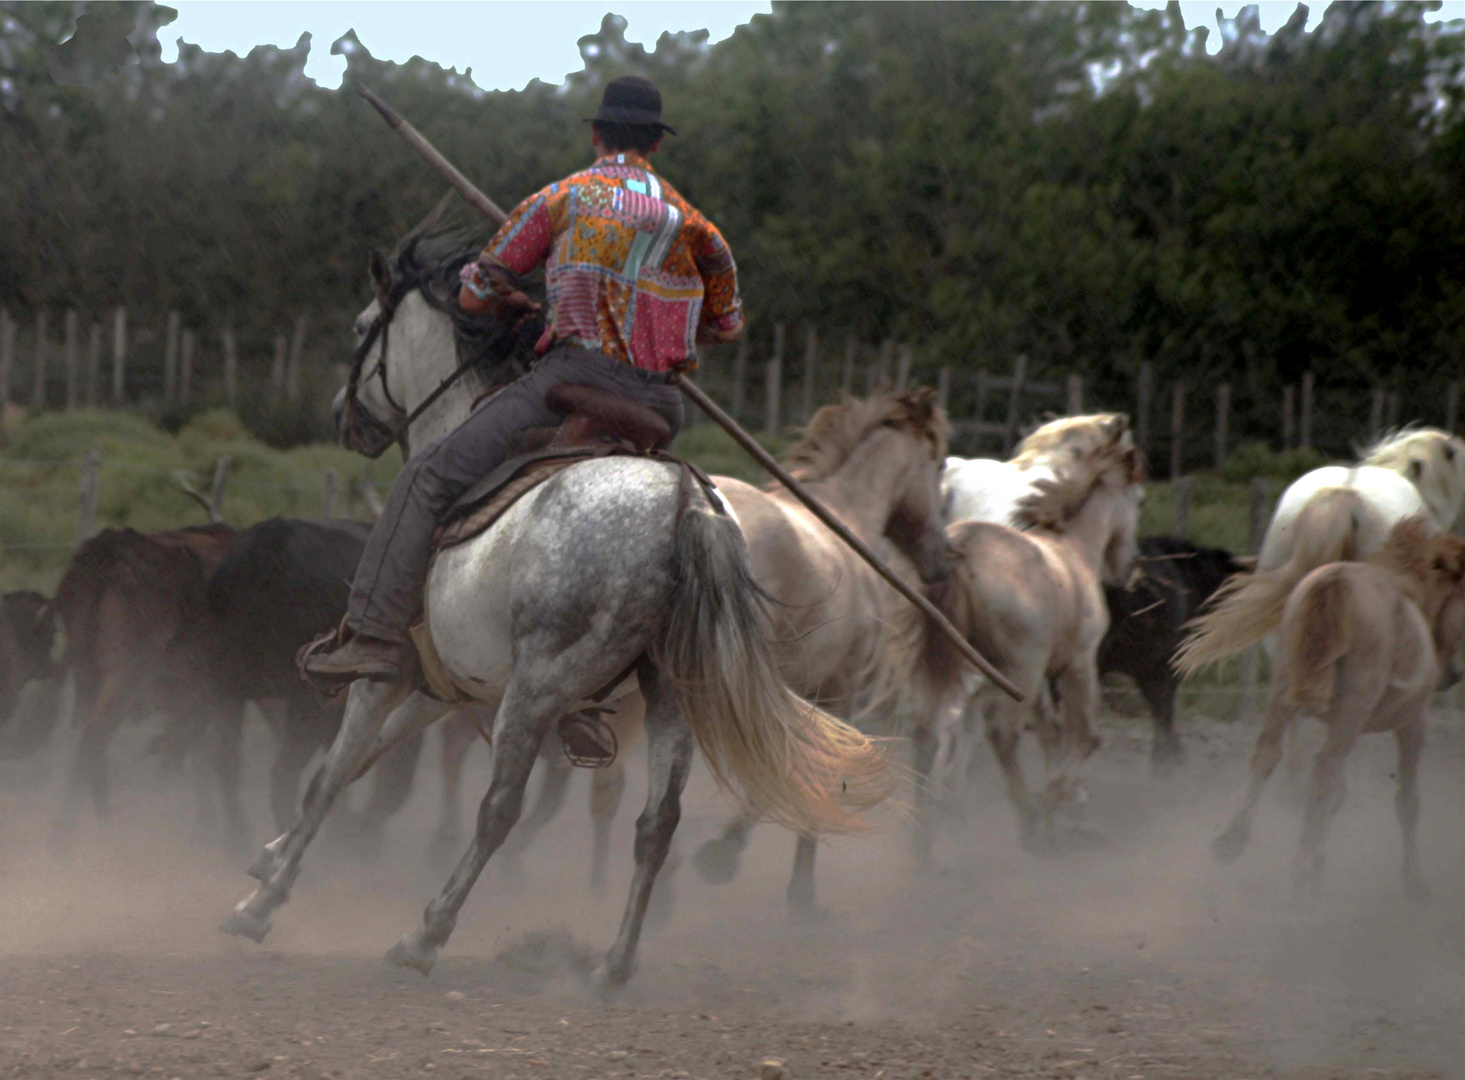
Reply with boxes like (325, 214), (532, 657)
(653, 500), (891, 835)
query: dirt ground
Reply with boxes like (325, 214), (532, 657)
(0, 697), (1461, 1080)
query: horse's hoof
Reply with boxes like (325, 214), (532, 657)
(691, 837), (743, 885)
(788, 901), (829, 926)
(1211, 828), (1248, 865)
(785, 876), (817, 912)
(1150, 738), (1187, 777)
(590, 957), (634, 993)
(1404, 876), (1432, 905)
(246, 836), (286, 882)
(384, 931), (438, 976)
(219, 901), (272, 943)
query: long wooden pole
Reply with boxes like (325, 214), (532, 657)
(358, 83), (1021, 702)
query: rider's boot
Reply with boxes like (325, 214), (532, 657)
(303, 634), (404, 684)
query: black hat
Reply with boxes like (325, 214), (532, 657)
(583, 75), (677, 135)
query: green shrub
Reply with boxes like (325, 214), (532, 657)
(1219, 441), (1328, 485)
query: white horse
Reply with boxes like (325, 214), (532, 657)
(221, 246), (890, 988)
(1178, 428), (1465, 674)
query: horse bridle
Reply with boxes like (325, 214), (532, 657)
(343, 267), (490, 460)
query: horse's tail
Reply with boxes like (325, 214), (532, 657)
(1283, 572), (1352, 712)
(653, 499), (891, 836)
(1175, 486), (1364, 677)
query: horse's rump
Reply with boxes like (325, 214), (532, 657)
(1283, 570), (1353, 712)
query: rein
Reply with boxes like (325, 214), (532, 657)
(343, 271), (487, 460)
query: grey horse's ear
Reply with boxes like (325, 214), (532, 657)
(1409, 457), (1424, 482)
(367, 249), (391, 294)
(1445, 441), (1457, 463)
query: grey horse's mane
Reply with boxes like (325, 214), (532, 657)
(783, 389), (948, 483)
(386, 192), (539, 385)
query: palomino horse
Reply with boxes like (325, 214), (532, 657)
(884, 419), (1145, 851)
(222, 247), (891, 988)
(1176, 428), (1465, 675)
(1209, 519), (1465, 899)
(691, 390), (952, 909)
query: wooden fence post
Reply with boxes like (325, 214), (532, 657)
(1001, 354), (1028, 456)
(1214, 383), (1230, 470)
(358, 475), (385, 519)
(976, 369), (990, 429)
(841, 336), (856, 398)
(1385, 389), (1400, 433)
(937, 366), (951, 415)
(111, 306), (127, 403)
(801, 326), (819, 422)
(1237, 477), (1272, 721)
(1171, 476), (1193, 539)
(163, 310), (180, 406)
(64, 309), (79, 410)
(223, 327), (239, 408)
(321, 468), (339, 519)
(287, 314), (308, 404)
(878, 339), (894, 388)
(865, 360), (879, 395)
(731, 334), (748, 423)
(1300, 371), (1314, 450)
(1369, 386), (1384, 441)
(1282, 385), (1295, 449)
(895, 343), (913, 392)
(764, 322), (785, 436)
(1136, 362), (1153, 455)
(1066, 373), (1084, 416)
(86, 321), (102, 407)
(1169, 382), (1186, 481)
(32, 311), (48, 409)
(76, 448), (102, 544)
(270, 333), (287, 410)
(210, 456), (232, 522)
(1448, 381), (1461, 434)
(0, 310), (13, 412)
(179, 329), (195, 408)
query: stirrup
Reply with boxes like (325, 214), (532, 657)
(296, 619), (352, 699)
(559, 709), (618, 769)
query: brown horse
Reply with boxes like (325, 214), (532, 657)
(881, 418), (1145, 851)
(1210, 519), (1465, 899)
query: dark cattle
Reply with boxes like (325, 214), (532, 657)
(1099, 536), (1246, 770)
(164, 517), (422, 837)
(51, 525), (238, 833)
(0, 590), (59, 756)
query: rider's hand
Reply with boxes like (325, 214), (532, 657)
(459, 259), (541, 324)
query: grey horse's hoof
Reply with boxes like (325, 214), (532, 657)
(384, 930), (438, 976)
(247, 836), (287, 882)
(691, 837), (743, 885)
(1150, 733), (1187, 776)
(1211, 826), (1249, 865)
(219, 902), (272, 943)
(590, 956), (634, 993)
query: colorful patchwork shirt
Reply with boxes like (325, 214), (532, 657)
(482, 151), (743, 372)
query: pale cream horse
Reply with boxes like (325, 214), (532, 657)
(693, 389), (953, 908)
(1207, 519), (1465, 899)
(884, 420), (1145, 851)
(1176, 428), (1465, 674)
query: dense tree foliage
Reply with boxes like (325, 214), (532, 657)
(1, 2), (1461, 444)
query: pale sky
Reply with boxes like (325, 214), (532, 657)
(159, 2), (1465, 91)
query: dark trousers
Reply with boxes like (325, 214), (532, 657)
(348, 346), (684, 642)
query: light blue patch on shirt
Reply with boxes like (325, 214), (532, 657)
(624, 179), (648, 195)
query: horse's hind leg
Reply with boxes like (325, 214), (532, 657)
(1213, 690), (1291, 863)
(222, 680), (418, 943)
(984, 692), (1045, 850)
(1393, 719), (1428, 902)
(385, 684), (565, 975)
(502, 742), (573, 860)
(692, 810), (755, 885)
(432, 712), (480, 859)
(786, 834), (818, 911)
(596, 662), (693, 988)
(1295, 717), (1361, 892)
(210, 703), (249, 853)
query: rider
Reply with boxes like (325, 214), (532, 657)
(306, 75), (745, 684)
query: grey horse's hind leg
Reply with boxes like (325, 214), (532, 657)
(1394, 719), (1429, 902)
(502, 743), (573, 860)
(595, 662), (693, 988)
(786, 833), (819, 912)
(385, 683), (565, 975)
(432, 712), (481, 860)
(221, 681), (421, 942)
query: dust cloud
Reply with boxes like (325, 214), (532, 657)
(0, 699), (1460, 1078)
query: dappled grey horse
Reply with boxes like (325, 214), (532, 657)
(221, 240), (888, 986)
